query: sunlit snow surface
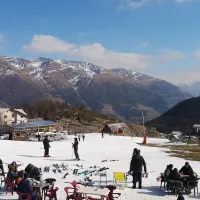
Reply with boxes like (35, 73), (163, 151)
(1, 134), (200, 199)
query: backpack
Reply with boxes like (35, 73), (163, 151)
(25, 164), (41, 180)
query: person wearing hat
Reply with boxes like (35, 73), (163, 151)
(43, 136), (50, 157)
(129, 148), (138, 172)
(129, 149), (147, 189)
(179, 162), (193, 177)
(73, 138), (80, 160)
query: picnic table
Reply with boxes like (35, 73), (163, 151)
(181, 174), (189, 178)
(77, 185), (110, 200)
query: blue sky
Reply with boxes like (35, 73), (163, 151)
(0, 0), (200, 83)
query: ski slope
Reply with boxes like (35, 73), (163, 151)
(0, 134), (200, 199)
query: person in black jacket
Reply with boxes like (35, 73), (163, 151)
(37, 133), (41, 142)
(129, 148), (138, 171)
(73, 138), (80, 160)
(7, 161), (20, 179)
(43, 136), (50, 157)
(17, 173), (37, 200)
(179, 162), (193, 177)
(129, 149), (147, 189)
(169, 168), (181, 181)
(168, 168), (181, 192)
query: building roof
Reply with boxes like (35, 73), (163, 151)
(0, 108), (10, 114)
(171, 131), (182, 135)
(193, 124), (200, 128)
(8, 121), (57, 129)
(14, 109), (28, 116)
(108, 123), (130, 133)
(170, 134), (183, 142)
(0, 108), (27, 116)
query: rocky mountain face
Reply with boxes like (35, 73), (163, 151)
(178, 82), (200, 97)
(0, 55), (189, 123)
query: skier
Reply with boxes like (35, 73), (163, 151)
(82, 134), (85, 141)
(73, 138), (80, 160)
(78, 135), (81, 142)
(129, 149), (147, 189)
(43, 136), (50, 157)
(102, 132), (104, 138)
(37, 133), (41, 142)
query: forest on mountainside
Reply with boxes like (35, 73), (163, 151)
(146, 96), (200, 134)
(22, 99), (112, 122)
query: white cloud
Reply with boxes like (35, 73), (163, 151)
(164, 69), (200, 84)
(22, 35), (75, 53)
(118, 0), (148, 10)
(158, 48), (185, 62)
(195, 49), (200, 59)
(117, 0), (196, 10)
(22, 34), (151, 69)
(22, 35), (185, 70)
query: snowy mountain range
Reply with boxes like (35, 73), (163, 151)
(178, 82), (200, 97)
(0, 55), (190, 123)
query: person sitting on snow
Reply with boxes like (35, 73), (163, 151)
(7, 161), (20, 180)
(169, 168), (181, 181)
(179, 162), (193, 177)
(167, 168), (181, 191)
(17, 173), (37, 200)
(164, 164), (173, 180)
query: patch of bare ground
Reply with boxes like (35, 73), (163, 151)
(140, 143), (200, 161)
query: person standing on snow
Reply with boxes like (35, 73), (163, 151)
(82, 134), (85, 141)
(129, 149), (147, 189)
(78, 135), (81, 142)
(73, 138), (80, 160)
(37, 133), (41, 142)
(43, 136), (50, 157)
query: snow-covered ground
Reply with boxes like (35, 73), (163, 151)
(1, 134), (200, 200)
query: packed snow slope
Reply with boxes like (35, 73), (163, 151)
(1, 134), (200, 200)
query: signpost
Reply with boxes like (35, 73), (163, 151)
(142, 111), (146, 144)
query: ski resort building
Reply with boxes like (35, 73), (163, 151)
(101, 123), (130, 135)
(169, 134), (184, 143)
(0, 108), (28, 125)
(5, 120), (59, 136)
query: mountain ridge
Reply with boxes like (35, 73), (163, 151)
(146, 96), (200, 134)
(0, 55), (190, 123)
(178, 82), (200, 97)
